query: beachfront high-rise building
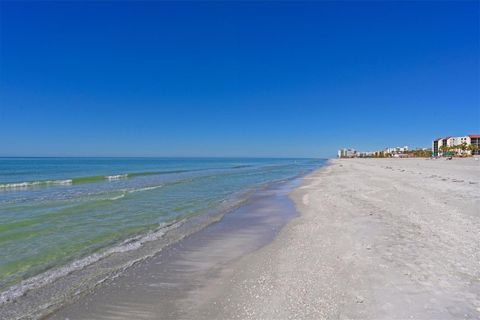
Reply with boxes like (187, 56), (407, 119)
(337, 148), (357, 158)
(432, 135), (480, 156)
(432, 137), (449, 156)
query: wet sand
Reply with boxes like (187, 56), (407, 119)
(48, 179), (301, 319)
(50, 158), (480, 319)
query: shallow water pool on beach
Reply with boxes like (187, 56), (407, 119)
(0, 157), (322, 306)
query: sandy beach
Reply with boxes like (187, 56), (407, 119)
(193, 158), (480, 319)
(45, 157), (480, 319)
(2, 1), (478, 319)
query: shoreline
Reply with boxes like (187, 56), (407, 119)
(47, 175), (307, 319)
(0, 157), (324, 319)
(0, 192), (253, 320)
(4, 158), (479, 319)
(193, 158), (480, 319)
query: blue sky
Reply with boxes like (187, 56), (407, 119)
(0, 1), (478, 157)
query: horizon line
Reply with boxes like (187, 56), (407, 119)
(0, 156), (327, 159)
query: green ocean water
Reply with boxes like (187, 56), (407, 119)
(0, 157), (322, 297)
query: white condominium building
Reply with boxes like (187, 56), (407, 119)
(384, 146), (409, 154)
(432, 134), (480, 156)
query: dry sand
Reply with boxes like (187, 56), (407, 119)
(193, 158), (480, 319)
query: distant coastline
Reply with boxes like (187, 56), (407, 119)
(338, 133), (480, 159)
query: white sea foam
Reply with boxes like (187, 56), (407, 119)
(127, 185), (162, 193)
(105, 174), (128, 181)
(108, 194), (126, 200)
(105, 185), (163, 200)
(0, 179), (73, 190)
(0, 221), (181, 305)
(89, 185), (163, 202)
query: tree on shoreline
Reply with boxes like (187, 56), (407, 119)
(438, 143), (478, 157)
(458, 142), (468, 155)
(439, 145), (449, 156)
(468, 143), (479, 155)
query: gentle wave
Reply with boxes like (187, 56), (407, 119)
(0, 179), (73, 190)
(0, 221), (181, 305)
(231, 165), (253, 169)
(0, 166), (274, 192)
(106, 174), (128, 181)
(107, 194), (126, 201)
(128, 169), (194, 177)
(127, 185), (163, 193)
(0, 169), (201, 192)
(104, 185), (163, 200)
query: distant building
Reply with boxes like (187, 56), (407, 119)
(384, 146), (409, 155)
(392, 153), (409, 158)
(337, 148), (357, 158)
(432, 135), (480, 156)
(338, 143), (438, 159)
(358, 151), (376, 158)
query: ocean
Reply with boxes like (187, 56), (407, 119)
(0, 157), (322, 310)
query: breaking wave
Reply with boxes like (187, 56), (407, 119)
(0, 169), (202, 192)
(0, 179), (73, 190)
(105, 174), (128, 181)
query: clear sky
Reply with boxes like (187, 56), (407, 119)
(0, 1), (478, 158)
